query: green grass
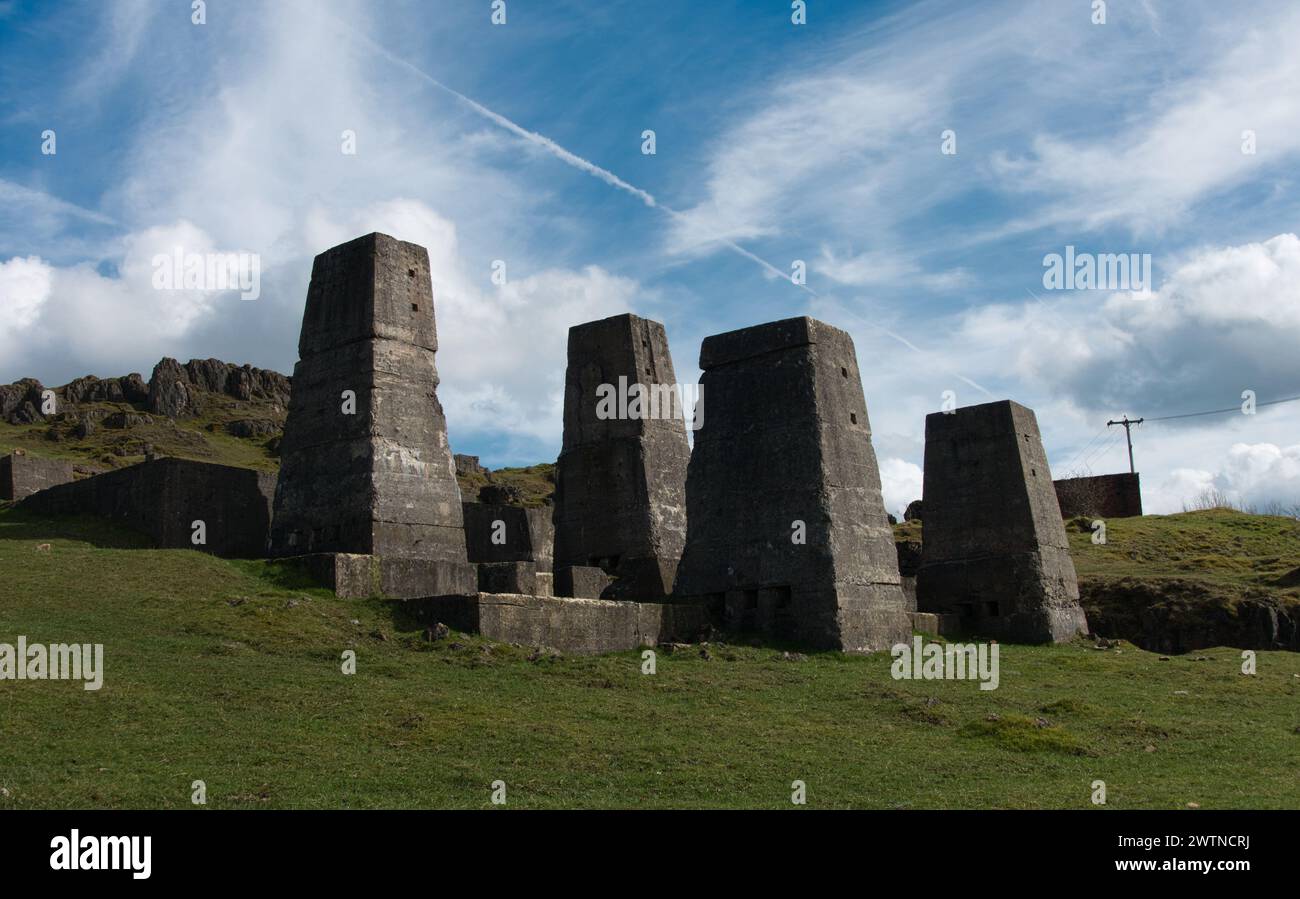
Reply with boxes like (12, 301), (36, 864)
(479, 463), (556, 507)
(2, 508), (1297, 809)
(1066, 509), (1300, 591)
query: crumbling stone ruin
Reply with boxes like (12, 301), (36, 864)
(1, 451), (75, 501)
(20, 457), (274, 557)
(552, 313), (689, 599)
(269, 232), (469, 571)
(672, 317), (911, 652)
(917, 399), (1089, 643)
(1054, 473), (1142, 519)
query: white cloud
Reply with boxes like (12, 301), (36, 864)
(878, 456), (923, 521)
(998, 233), (1300, 413)
(1147, 442), (1300, 514)
(666, 76), (939, 257)
(993, 3), (1300, 235)
(0, 255), (51, 331)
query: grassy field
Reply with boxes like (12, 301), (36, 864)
(1, 507), (1297, 809)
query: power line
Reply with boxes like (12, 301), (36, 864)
(1079, 430), (1123, 473)
(1060, 422), (1112, 473)
(1144, 393), (1300, 423)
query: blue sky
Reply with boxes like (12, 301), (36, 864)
(2, 0), (1300, 515)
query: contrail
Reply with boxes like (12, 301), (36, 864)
(312, 5), (808, 290)
(314, 5), (990, 395)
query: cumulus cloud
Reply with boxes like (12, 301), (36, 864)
(1148, 442), (1300, 514)
(878, 456), (923, 521)
(982, 233), (1300, 415)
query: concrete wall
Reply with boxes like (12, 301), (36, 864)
(1054, 473), (1142, 519)
(1, 453), (75, 501)
(409, 593), (711, 655)
(462, 502), (553, 570)
(20, 458), (275, 558)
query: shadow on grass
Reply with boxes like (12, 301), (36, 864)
(0, 507), (154, 549)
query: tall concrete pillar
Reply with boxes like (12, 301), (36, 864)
(672, 317), (910, 652)
(552, 313), (690, 598)
(917, 399), (1089, 643)
(269, 233), (468, 563)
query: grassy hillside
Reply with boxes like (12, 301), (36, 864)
(0, 397), (283, 474)
(1065, 509), (1300, 590)
(1, 507), (1297, 809)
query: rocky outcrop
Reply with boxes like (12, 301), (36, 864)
(224, 419), (281, 438)
(62, 373), (149, 406)
(147, 358), (290, 419)
(2, 359), (289, 425)
(0, 379), (45, 424)
(103, 411), (154, 429)
(904, 500), (923, 522)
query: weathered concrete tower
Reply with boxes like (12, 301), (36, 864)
(269, 233), (468, 564)
(672, 317), (910, 652)
(552, 313), (690, 599)
(917, 399), (1089, 643)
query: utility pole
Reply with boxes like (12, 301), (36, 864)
(1106, 416), (1144, 474)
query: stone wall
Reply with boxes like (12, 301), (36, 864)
(917, 399), (1088, 643)
(1, 453), (75, 501)
(1054, 473), (1142, 519)
(20, 458), (275, 558)
(269, 233), (467, 561)
(672, 317), (910, 653)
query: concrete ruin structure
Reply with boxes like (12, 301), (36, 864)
(552, 313), (689, 599)
(672, 317), (911, 653)
(1054, 473), (1142, 519)
(269, 233), (469, 565)
(917, 399), (1089, 643)
(1, 452), (75, 501)
(413, 593), (710, 656)
(20, 457), (275, 558)
(462, 501), (554, 595)
(267, 233), (475, 599)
